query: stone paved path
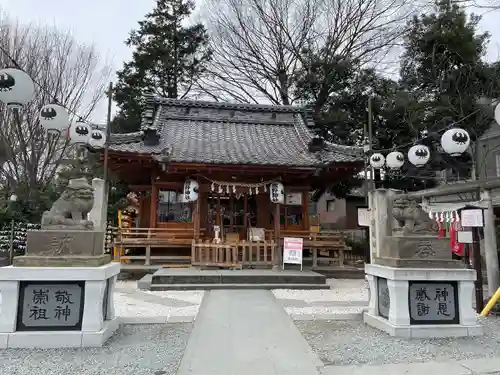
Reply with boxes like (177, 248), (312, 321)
(176, 290), (323, 375)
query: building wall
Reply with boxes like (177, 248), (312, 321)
(477, 122), (500, 180)
(314, 192), (366, 229)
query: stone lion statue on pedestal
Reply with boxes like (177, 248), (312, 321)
(41, 178), (95, 230)
(392, 198), (439, 235)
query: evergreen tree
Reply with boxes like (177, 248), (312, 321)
(295, 0), (500, 193)
(113, 0), (212, 133)
(398, 0), (500, 180)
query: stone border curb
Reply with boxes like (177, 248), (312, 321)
(319, 356), (500, 375)
(118, 315), (196, 324)
(291, 312), (363, 321)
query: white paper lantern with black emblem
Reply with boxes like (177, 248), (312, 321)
(68, 122), (91, 145)
(39, 104), (69, 134)
(440, 128), (470, 156)
(408, 145), (430, 167)
(88, 129), (106, 148)
(494, 102), (500, 125)
(0, 68), (35, 109)
(269, 182), (284, 204)
(386, 151), (405, 169)
(369, 153), (385, 169)
(183, 179), (199, 202)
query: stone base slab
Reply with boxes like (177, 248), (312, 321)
(364, 264), (480, 339)
(365, 263), (476, 281)
(0, 263), (120, 348)
(373, 257), (465, 269)
(0, 263), (120, 280)
(364, 312), (483, 338)
(0, 319), (120, 348)
(26, 230), (105, 257)
(13, 254), (111, 267)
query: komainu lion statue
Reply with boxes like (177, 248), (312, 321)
(392, 198), (439, 235)
(41, 178), (95, 229)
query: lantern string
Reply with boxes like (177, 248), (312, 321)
(193, 174), (280, 189)
(0, 44), (101, 129)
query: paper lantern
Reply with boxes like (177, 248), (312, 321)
(369, 153), (385, 169)
(269, 182), (284, 204)
(408, 145), (430, 167)
(495, 102), (500, 125)
(68, 122), (91, 145)
(440, 128), (470, 156)
(386, 151), (405, 169)
(88, 129), (106, 148)
(39, 104), (69, 134)
(0, 68), (35, 108)
(183, 179), (199, 202)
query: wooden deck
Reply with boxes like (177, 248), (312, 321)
(109, 227), (358, 268)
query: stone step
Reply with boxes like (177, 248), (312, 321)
(151, 269), (326, 285)
(149, 283), (330, 291)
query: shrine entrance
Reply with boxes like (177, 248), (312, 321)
(206, 194), (258, 241)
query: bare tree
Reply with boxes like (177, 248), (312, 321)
(196, 0), (423, 105)
(451, 0), (500, 10)
(0, 12), (111, 200)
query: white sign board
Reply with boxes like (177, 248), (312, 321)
(285, 192), (302, 205)
(357, 208), (370, 227)
(283, 237), (303, 269)
(457, 231), (473, 244)
(461, 209), (484, 228)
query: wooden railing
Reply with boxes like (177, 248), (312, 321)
(264, 229), (352, 266)
(191, 240), (276, 268)
(111, 227), (205, 266)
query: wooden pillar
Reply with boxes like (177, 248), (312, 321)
(229, 196), (234, 232)
(149, 183), (158, 228)
(302, 191), (310, 230)
(216, 196), (221, 226)
(194, 195), (201, 240)
(273, 203), (281, 268)
(243, 194), (248, 236)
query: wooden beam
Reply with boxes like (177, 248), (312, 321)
(302, 191), (310, 230)
(243, 195), (248, 235)
(150, 181), (159, 229)
(274, 203), (281, 268)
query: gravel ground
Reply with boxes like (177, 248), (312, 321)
(114, 281), (204, 319)
(0, 324), (192, 375)
(273, 279), (368, 318)
(296, 316), (500, 366)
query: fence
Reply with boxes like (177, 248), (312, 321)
(339, 229), (367, 243)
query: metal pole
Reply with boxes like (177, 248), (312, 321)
(364, 97), (372, 264)
(8, 219), (14, 265)
(472, 227), (485, 313)
(103, 82), (113, 185)
(368, 96), (374, 191)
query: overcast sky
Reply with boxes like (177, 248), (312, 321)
(1, 0), (499, 124)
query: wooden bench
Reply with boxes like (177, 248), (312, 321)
(306, 231), (352, 267)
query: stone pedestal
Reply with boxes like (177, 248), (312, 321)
(13, 230), (109, 267)
(364, 264), (482, 338)
(0, 263), (120, 348)
(375, 235), (464, 269)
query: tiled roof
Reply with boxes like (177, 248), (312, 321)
(108, 98), (363, 167)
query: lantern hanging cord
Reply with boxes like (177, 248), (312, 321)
(0, 44), (100, 128)
(366, 108), (482, 154)
(193, 174), (280, 188)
